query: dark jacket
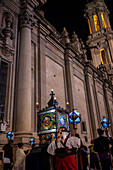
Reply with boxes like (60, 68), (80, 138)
(2, 144), (13, 163)
(94, 136), (113, 155)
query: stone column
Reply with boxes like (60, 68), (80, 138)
(89, 15), (95, 33)
(15, 11), (33, 135)
(104, 13), (110, 28)
(98, 12), (104, 29)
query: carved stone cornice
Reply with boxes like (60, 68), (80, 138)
(20, 0), (47, 9)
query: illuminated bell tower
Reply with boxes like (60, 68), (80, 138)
(84, 0), (113, 68)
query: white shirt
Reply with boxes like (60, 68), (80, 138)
(47, 134), (81, 155)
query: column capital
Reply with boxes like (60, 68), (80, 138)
(19, 10), (36, 29)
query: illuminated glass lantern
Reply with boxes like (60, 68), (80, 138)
(101, 117), (111, 128)
(38, 90), (70, 143)
(29, 138), (35, 145)
(69, 110), (81, 125)
(7, 131), (13, 140)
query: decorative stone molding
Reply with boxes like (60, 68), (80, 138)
(1, 12), (14, 46)
(71, 31), (83, 55)
(2, 46), (14, 57)
(0, 12), (15, 58)
(61, 27), (70, 45)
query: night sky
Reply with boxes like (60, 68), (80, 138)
(41, 0), (113, 43)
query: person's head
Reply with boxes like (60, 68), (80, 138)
(8, 140), (14, 145)
(75, 133), (80, 139)
(18, 143), (24, 149)
(32, 144), (35, 148)
(75, 133), (83, 146)
(97, 128), (104, 136)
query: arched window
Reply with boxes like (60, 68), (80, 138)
(101, 13), (107, 28)
(93, 15), (100, 31)
(88, 19), (92, 34)
(100, 49), (107, 65)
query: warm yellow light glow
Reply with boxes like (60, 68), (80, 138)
(66, 102), (69, 105)
(36, 102), (39, 106)
(100, 49), (107, 65)
(88, 19), (92, 34)
(93, 15), (100, 31)
(51, 89), (54, 92)
(54, 97), (56, 100)
(101, 13), (107, 28)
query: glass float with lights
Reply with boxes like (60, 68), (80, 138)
(37, 89), (70, 143)
(29, 138), (35, 145)
(6, 131), (14, 140)
(101, 117), (111, 128)
(69, 109), (81, 129)
(101, 117), (111, 136)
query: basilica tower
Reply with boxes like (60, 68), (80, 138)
(85, 0), (113, 69)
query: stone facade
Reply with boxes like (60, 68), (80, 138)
(0, 0), (113, 168)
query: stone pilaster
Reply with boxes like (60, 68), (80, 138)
(84, 65), (97, 138)
(38, 24), (47, 109)
(93, 73), (101, 125)
(103, 82), (113, 135)
(64, 47), (76, 135)
(64, 48), (75, 111)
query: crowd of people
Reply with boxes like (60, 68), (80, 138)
(2, 128), (113, 170)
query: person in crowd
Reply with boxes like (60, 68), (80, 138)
(81, 144), (89, 170)
(75, 133), (89, 170)
(26, 143), (40, 170)
(75, 133), (83, 170)
(2, 140), (14, 170)
(89, 139), (101, 170)
(94, 128), (113, 170)
(39, 137), (52, 170)
(47, 127), (81, 170)
(13, 143), (30, 170)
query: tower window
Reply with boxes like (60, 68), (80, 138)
(93, 15), (100, 31)
(100, 49), (107, 65)
(0, 61), (8, 121)
(88, 19), (92, 34)
(101, 13), (107, 28)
